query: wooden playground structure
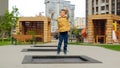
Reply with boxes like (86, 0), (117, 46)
(88, 14), (120, 44)
(13, 16), (51, 43)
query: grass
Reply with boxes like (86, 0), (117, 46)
(0, 40), (45, 46)
(0, 38), (11, 46)
(1, 40), (120, 51)
(69, 42), (120, 51)
(0, 41), (11, 46)
(100, 45), (120, 51)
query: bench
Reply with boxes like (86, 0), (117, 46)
(12, 35), (43, 44)
(69, 38), (76, 42)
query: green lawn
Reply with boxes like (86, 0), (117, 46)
(1, 40), (120, 51)
(0, 41), (11, 46)
(99, 45), (120, 51)
(0, 40), (45, 46)
(69, 42), (120, 51)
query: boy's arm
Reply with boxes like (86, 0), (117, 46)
(67, 13), (69, 20)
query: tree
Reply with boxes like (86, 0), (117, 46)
(0, 6), (19, 42)
(72, 27), (79, 36)
(10, 6), (19, 29)
(72, 27), (80, 42)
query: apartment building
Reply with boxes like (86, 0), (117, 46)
(86, 0), (120, 16)
(0, 0), (8, 16)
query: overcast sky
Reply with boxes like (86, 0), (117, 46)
(9, 0), (86, 17)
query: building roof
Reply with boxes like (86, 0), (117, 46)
(88, 14), (120, 20)
(18, 16), (51, 22)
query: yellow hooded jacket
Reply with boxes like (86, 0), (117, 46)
(57, 16), (70, 32)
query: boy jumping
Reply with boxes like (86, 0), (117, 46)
(57, 9), (70, 54)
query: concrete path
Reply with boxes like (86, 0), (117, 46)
(0, 43), (120, 68)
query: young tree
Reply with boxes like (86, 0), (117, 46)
(72, 27), (80, 42)
(0, 6), (19, 42)
(72, 27), (79, 36)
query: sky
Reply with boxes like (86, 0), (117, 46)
(9, 0), (86, 17)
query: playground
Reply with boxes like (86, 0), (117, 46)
(0, 0), (120, 68)
(0, 42), (120, 68)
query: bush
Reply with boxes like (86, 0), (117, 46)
(72, 28), (79, 36)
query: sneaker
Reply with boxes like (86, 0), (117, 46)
(57, 51), (60, 55)
(63, 51), (67, 55)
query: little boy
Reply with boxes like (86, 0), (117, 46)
(57, 9), (70, 54)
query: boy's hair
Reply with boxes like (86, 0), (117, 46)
(60, 9), (67, 14)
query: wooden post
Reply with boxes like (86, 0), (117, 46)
(88, 19), (94, 43)
(106, 19), (113, 44)
(43, 20), (48, 42)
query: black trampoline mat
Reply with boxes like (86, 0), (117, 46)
(22, 55), (102, 64)
(31, 45), (57, 47)
(21, 48), (57, 52)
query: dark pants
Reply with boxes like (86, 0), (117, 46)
(57, 31), (68, 52)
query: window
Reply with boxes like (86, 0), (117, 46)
(23, 21), (44, 35)
(112, 10), (115, 14)
(96, 7), (98, 12)
(92, 0), (94, 7)
(101, 0), (105, 3)
(25, 22), (30, 27)
(117, 2), (120, 8)
(92, 8), (94, 14)
(117, 2), (120, 16)
(96, 0), (98, 5)
(106, 5), (109, 10)
(106, 12), (109, 14)
(112, 0), (115, 3)
(117, 11), (120, 16)
(106, 0), (109, 3)
(101, 6), (105, 10)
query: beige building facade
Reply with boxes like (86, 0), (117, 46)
(0, 0), (8, 16)
(74, 17), (86, 29)
(87, 0), (120, 16)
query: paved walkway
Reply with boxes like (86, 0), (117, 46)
(0, 43), (120, 68)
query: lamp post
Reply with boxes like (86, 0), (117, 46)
(39, 12), (44, 16)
